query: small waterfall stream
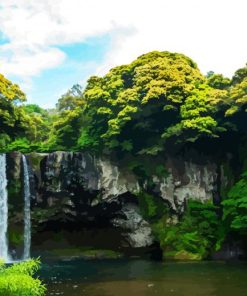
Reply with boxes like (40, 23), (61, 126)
(22, 155), (31, 260)
(0, 154), (9, 261)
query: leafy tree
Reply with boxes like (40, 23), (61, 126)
(79, 51), (229, 155)
(56, 84), (83, 111)
(206, 73), (231, 90)
(231, 65), (247, 85)
(225, 67), (247, 116)
(47, 108), (84, 151)
(46, 84), (86, 151)
(0, 73), (26, 148)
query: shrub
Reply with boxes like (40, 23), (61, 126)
(222, 171), (247, 234)
(0, 259), (46, 296)
(152, 200), (222, 259)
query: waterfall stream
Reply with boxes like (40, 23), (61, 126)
(0, 154), (9, 261)
(22, 155), (31, 260)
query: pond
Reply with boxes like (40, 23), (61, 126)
(41, 258), (247, 296)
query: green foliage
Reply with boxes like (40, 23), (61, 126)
(222, 171), (247, 234)
(56, 84), (83, 112)
(0, 73), (52, 152)
(206, 72), (231, 90)
(127, 159), (169, 188)
(79, 51), (207, 153)
(47, 108), (84, 151)
(137, 192), (224, 259)
(9, 230), (23, 246)
(1, 51), (247, 258)
(220, 161), (235, 198)
(23, 104), (47, 115)
(225, 65), (247, 117)
(45, 85), (86, 151)
(1, 51), (246, 157)
(0, 73), (27, 149)
(137, 191), (168, 221)
(152, 200), (221, 259)
(77, 51), (237, 155)
(0, 259), (46, 296)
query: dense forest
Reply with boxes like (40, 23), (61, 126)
(1, 51), (247, 259)
(1, 51), (246, 156)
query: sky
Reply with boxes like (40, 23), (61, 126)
(0, 0), (246, 108)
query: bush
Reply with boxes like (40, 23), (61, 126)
(0, 259), (46, 296)
(222, 171), (247, 234)
(152, 200), (222, 259)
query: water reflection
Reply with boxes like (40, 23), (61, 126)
(41, 259), (247, 296)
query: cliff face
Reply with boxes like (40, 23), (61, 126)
(6, 151), (221, 258)
(31, 151), (218, 210)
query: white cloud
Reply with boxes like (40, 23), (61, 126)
(0, 0), (246, 88)
(96, 0), (247, 78)
(0, 44), (65, 76)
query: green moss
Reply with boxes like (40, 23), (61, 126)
(79, 249), (123, 259)
(7, 179), (25, 250)
(137, 191), (169, 222)
(49, 248), (123, 259)
(32, 207), (60, 225)
(220, 161), (235, 198)
(127, 159), (170, 188)
(8, 227), (24, 246)
(164, 250), (202, 261)
(7, 179), (23, 212)
(27, 152), (47, 172)
(155, 164), (170, 179)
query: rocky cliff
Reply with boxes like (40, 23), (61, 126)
(5, 150), (224, 259)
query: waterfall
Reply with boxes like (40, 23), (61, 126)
(22, 155), (31, 260)
(0, 154), (9, 261)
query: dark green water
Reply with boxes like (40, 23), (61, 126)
(41, 259), (247, 296)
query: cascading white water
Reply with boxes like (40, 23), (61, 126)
(22, 155), (31, 260)
(0, 154), (9, 261)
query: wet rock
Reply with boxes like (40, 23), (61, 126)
(153, 158), (218, 212)
(111, 203), (154, 248)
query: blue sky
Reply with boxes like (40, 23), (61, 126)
(10, 35), (111, 108)
(0, 0), (247, 108)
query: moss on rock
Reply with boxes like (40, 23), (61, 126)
(164, 250), (202, 261)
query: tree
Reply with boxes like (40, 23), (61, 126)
(206, 73), (231, 90)
(56, 84), (84, 111)
(0, 73), (26, 149)
(78, 51), (228, 155)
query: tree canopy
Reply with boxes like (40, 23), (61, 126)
(1, 51), (246, 156)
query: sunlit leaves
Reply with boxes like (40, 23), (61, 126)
(0, 74), (26, 102)
(79, 51), (208, 153)
(225, 66), (247, 116)
(0, 259), (46, 296)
